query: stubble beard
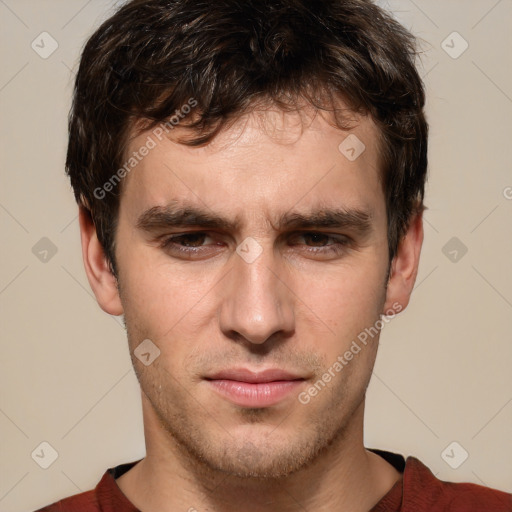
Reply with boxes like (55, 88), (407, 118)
(132, 351), (369, 485)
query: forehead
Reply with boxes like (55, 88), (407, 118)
(119, 107), (385, 225)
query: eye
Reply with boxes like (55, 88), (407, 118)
(159, 232), (222, 259)
(162, 232), (209, 248)
(158, 231), (352, 260)
(288, 232), (351, 256)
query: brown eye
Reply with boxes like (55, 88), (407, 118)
(288, 232), (351, 258)
(159, 232), (222, 260)
(164, 233), (207, 247)
(301, 232), (331, 247)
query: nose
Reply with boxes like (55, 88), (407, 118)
(218, 243), (295, 345)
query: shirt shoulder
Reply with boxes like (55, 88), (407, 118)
(33, 488), (99, 512)
(33, 461), (141, 512)
(403, 456), (512, 511)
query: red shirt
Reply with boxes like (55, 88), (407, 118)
(34, 450), (512, 511)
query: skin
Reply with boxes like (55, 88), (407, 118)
(80, 105), (423, 511)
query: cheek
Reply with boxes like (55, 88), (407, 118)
(291, 260), (386, 336)
(119, 256), (218, 346)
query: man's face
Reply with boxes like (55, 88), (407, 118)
(114, 108), (394, 478)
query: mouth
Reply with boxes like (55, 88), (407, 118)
(204, 368), (306, 408)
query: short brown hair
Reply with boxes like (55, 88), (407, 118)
(67, 0), (428, 277)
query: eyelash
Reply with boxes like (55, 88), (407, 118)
(158, 232), (351, 257)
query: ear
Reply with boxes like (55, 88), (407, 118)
(382, 210), (424, 314)
(79, 206), (123, 316)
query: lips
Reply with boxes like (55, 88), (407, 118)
(205, 368), (305, 383)
(204, 368), (306, 407)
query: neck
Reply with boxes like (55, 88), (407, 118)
(116, 395), (401, 512)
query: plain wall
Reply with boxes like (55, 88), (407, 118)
(0, 1), (511, 510)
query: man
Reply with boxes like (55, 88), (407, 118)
(35, 0), (511, 510)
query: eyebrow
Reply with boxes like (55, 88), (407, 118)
(136, 202), (373, 235)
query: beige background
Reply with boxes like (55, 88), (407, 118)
(0, 0), (511, 510)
